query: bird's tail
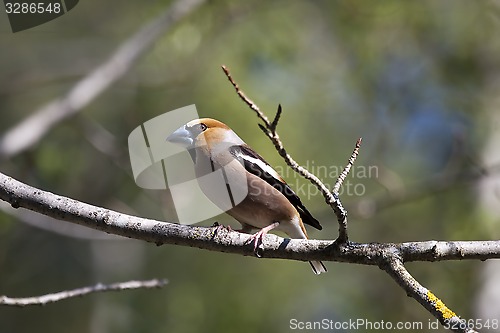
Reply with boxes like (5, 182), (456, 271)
(309, 261), (327, 275)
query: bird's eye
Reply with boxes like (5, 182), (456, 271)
(199, 123), (207, 131)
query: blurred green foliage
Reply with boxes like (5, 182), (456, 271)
(1, 0), (500, 332)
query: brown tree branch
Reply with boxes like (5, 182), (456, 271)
(221, 65), (352, 243)
(3, 172), (500, 263)
(0, 0), (205, 160)
(0, 171), (498, 331)
(0, 200), (121, 240)
(0, 279), (167, 307)
(382, 259), (476, 333)
(219, 65), (484, 333)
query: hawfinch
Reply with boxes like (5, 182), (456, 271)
(167, 118), (327, 275)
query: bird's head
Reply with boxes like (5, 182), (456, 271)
(167, 118), (244, 149)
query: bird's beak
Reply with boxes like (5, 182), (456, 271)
(166, 125), (193, 147)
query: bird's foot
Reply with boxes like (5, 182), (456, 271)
(245, 229), (266, 253)
(244, 222), (280, 257)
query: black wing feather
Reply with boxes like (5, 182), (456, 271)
(230, 145), (322, 231)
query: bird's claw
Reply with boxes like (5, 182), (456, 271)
(245, 230), (265, 257)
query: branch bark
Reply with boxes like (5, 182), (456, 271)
(382, 259), (477, 333)
(0, 279), (167, 307)
(2, 172), (500, 263)
(0, 170), (497, 332)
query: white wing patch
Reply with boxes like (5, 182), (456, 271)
(235, 151), (283, 182)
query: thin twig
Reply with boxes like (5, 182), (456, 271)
(221, 65), (270, 125)
(332, 137), (362, 194)
(0, 279), (168, 307)
(0, 0), (205, 160)
(221, 65), (351, 243)
(269, 104), (282, 132)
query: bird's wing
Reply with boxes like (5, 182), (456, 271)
(230, 145), (322, 230)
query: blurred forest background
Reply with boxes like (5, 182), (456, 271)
(2, 1), (500, 332)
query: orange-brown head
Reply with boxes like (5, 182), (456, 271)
(167, 118), (244, 151)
